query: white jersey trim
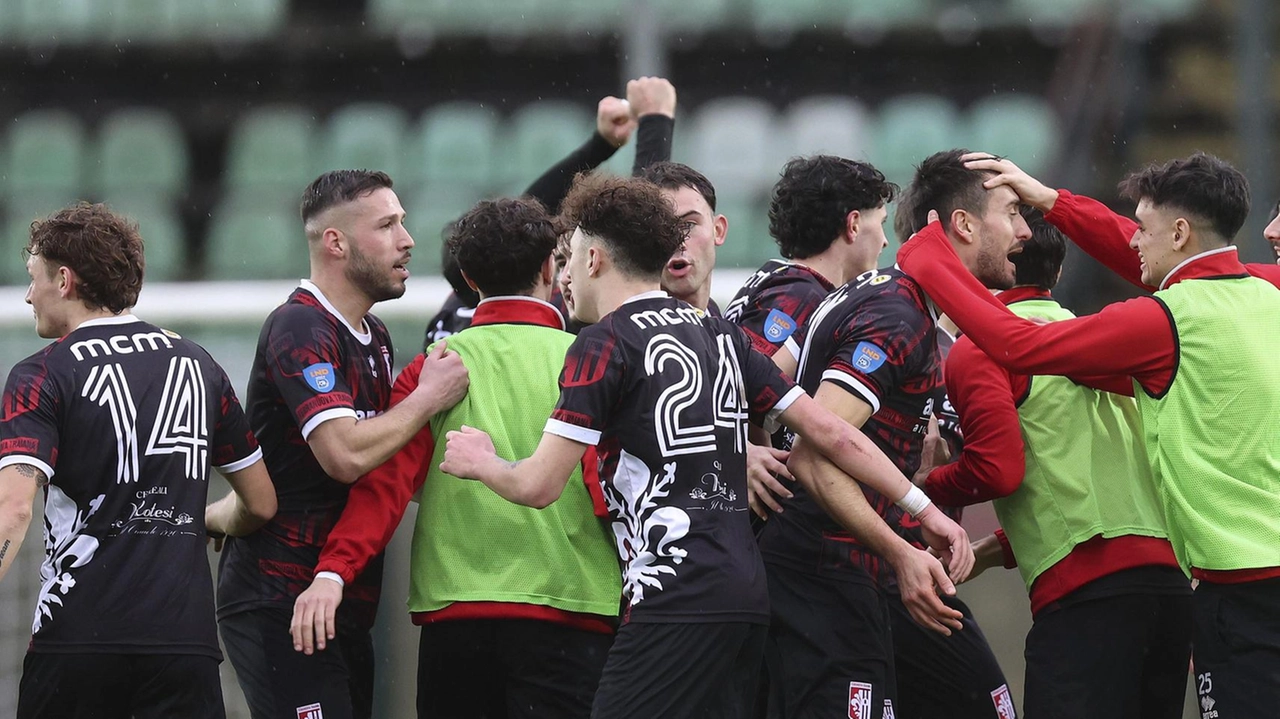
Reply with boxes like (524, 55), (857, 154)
(821, 369), (882, 413)
(0, 455), (55, 482)
(544, 418), (601, 446)
(763, 386), (806, 433)
(75, 314), (142, 330)
(1158, 246), (1239, 290)
(782, 337), (801, 363)
(215, 446), (264, 474)
(300, 407), (359, 441)
(299, 280), (373, 345)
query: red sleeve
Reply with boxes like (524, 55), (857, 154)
(924, 337), (1026, 506)
(897, 222), (1178, 396)
(1247, 262), (1280, 288)
(1044, 190), (1150, 291)
(316, 355), (433, 584)
(995, 528), (1018, 569)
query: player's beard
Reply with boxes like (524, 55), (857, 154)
(973, 239), (1015, 291)
(347, 242), (406, 303)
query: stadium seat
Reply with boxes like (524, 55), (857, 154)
(598, 141), (636, 180)
(91, 108), (190, 196)
(501, 101), (593, 193)
(871, 94), (961, 186)
(403, 189), (481, 275)
(320, 104), (410, 179)
(205, 193), (309, 280)
(1011, 0), (1104, 27)
(963, 94), (1061, 178)
(16, 0), (101, 43)
(844, 0), (930, 30)
(716, 196), (774, 269)
(750, 0), (846, 33)
(408, 103), (501, 193)
(225, 105), (319, 191)
(1125, 0), (1200, 21)
(779, 95), (873, 166)
(4, 110), (87, 197)
(105, 0), (194, 43)
(203, 0), (287, 41)
(650, 0), (730, 33)
(102, 195), (187, 282)
(686, 97), (780, 200)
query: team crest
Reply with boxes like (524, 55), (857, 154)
(303, 363), (336, 393)
(991, 685), (1016, 719)
(296, 703), (323, 719)
(763, 308), (797, 343)
(848, 682), (873, 719)
(852, 341), (887, 372)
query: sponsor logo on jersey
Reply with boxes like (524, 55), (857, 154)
(630, 305), (705, 330)
(303, 363), (336, 393)
(848, 682), (873, 719)
(852, 342), (887, 373)
(69, 332), (175, 361)
(991, 684), (1016, 719)
(763, 308), (797, 343)
(296, 703), (323, 719)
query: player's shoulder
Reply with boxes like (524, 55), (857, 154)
(8, 342), (60, 383)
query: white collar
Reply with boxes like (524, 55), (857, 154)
(299, 279), (371, 344)
(476, 295), (566, 330)
(1157, 246), (1239, 291)
(75, 314), (141, 330)
(621, 290), (669, 305)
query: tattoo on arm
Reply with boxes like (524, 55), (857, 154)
(13, 464), (48, 487)
(0, 539), (9, 568)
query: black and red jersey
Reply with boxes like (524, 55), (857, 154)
(760, 267), (944, 586)
(545, 292), (802, 625)
(723, 259), (836, 359)
(217, 280), (393, 631)
(0, 315), (260, 659)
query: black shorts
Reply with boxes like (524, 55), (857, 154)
(764, 560), (896, 719)
(219, 605), (374, 719)
(17, 651), (224, 719)
(592, 621), (767, 719)
(415, 618), (614, 719)
(887, 592), (1013, 719)
(1191, 576), (1280, 719)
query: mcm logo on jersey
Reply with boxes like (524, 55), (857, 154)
(146, 356), (210, 481)
(847, 681), (873, 719)
(82, 363), (140, 484)
(69, 331), (174, 362)
(991, 684), (1016, 719)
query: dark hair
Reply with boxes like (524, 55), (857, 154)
(447, 198), (558, 297)
(638, 161), (718, 212)
(1117, 152), (1250, 242)
(769, 155), (898, 259)
(27, 202), (145, 313)
(439, 219), (480, 307)
(1013, 209), (1068, 291)
(560, 173), (687, 279)
(895, 149), (991, 240)
(300, 170), (394, 224)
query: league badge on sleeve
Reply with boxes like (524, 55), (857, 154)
(763, 308), (797, 344)
(303, 363), (336, 393)
(852, 341), (887, 373)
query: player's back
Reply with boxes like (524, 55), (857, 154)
(1, 316), (258, 659)
(724, 259), (835, 359)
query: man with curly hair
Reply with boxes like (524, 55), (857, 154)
(441, 173), (973, 719)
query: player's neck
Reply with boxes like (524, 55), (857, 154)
(307, 274), (372, 330)
(797, 251), (849, 288)
(60, 305), (128, 336)
(674, 279), (712, 312)
(596, 276), (663, 317)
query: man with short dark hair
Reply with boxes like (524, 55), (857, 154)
(217, 170), (470, 719)
(898, 152), (1280, 719)
(441, 173), (973, 719)
(0, 202), (277, 719)
(290, 197), (621, 719)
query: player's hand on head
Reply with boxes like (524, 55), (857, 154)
(960, 152), (1058, 211)
(597, 96), (637, 148)
(911, 415), (949, 488)
(625, 76), (677, 119)
(290, 576), (343, 655)
(440, 425), (497, 480)
(419, 340), (470, 411)
(746, 444), (793, 520)
(915, 504), (975, 582)
(891, 545), (965, 636)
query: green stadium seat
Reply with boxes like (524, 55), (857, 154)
(651, 0), (729, 32)
(371, 0), (624, 36)
(205, 193), (308, 280)
(105, 0), (194, 43)
(16, 0), (101, 43)
(202, 0), (287, 41)
(320, 104), (410, 179)
(751, 0), (846, 33)
(225, 105), (319, 191)
(1011, 0), (1104, 26)
(871, 94), (961, 186)
(501, 101), (592, 192)
(92, 108), (190, 196)
(4, 110), (87, 197)
(407, 103), (501, 192)
(845, 0), (930, 30)
(780, 95), (873, 165)
(716, 196), (774, 269)
(1125, 0), (1200, 21)
(963, 94), (1061, 178)
(102, 195), (187, 281)
(686, 97), (779, 199)
(403, 189), (480, 276)
(598, 141), (636, 180)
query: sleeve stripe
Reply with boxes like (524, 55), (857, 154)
(0, 455), (55, 482)
(300, 408), (359, 441)
(215, 446), (263, 474)
(764, 385), (806, 429)
(821, 369), (882, 413)
(544, 418), (602, 446)
(783, 337), (800, 363)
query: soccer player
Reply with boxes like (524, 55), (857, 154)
(440, 174), (973, 719)
(0, 203), (276, 719)
(897, 152), (1280, 719)
(216, 170), (470, 719)
(289, 197), (621, 718)
(639, 161), (726, 316)
(919, 212), (1191, 718)
(1263, 200), (1280, 263)
(765, 150), (1021, 719)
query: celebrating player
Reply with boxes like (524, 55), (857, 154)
(0, 203), (276, 719)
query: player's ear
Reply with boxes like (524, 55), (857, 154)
(56, 265), (77, 299)
(1171, 216), (1192, 251)
(460, 270), (481, 293)
(949, 209), (976, 245)
(713, 213), (728, 247)
(320, 227), (346, 258)
(539, 253), (556, 285)
(587, 245), (603, 277)
(845, 209), (861, 243)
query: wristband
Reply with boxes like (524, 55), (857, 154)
(315, 571), (345, 588)
(896, 486), (932, 517)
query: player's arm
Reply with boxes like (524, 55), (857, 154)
(441, 427), (587, 509)
(898, 219), (1175, 392)
(0, 463), (45, 583)
(964, 531), (1014, 584)
(922, 340), (1026, 507)
(206, 459), (276, 539)
(626, 76), (676, 175)
(308, 341), (468, 484)
(523, 96), (633, 213)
